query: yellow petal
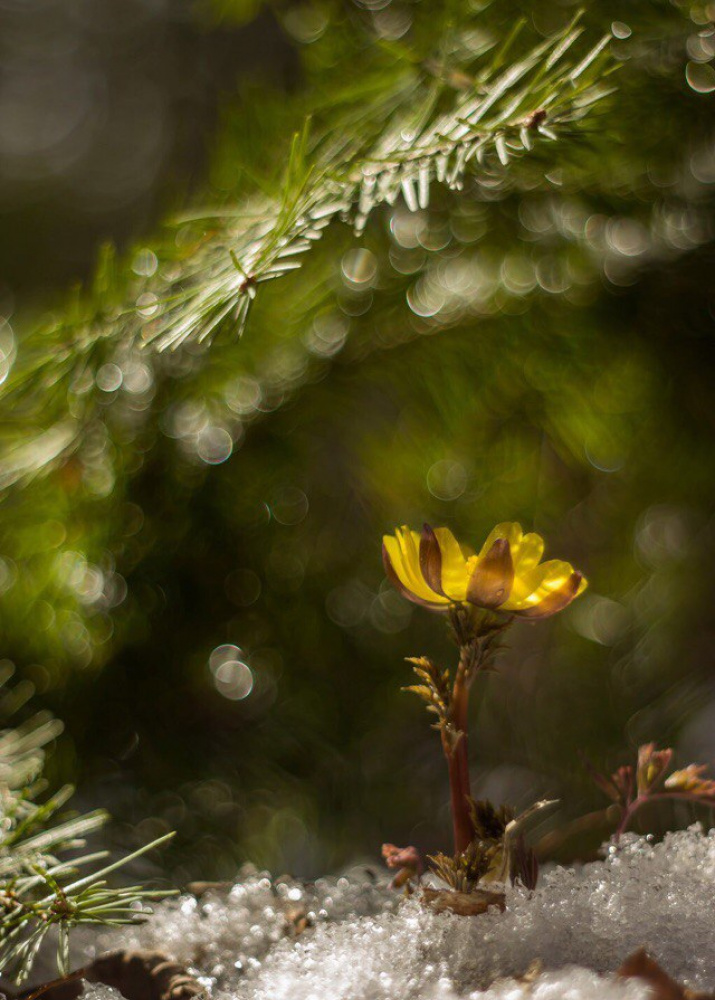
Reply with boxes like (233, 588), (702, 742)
(433, 527), (470, 601)
(503, 559), (574, 609)
(515, 571), (585, 618)
(503, 559), (585, 616)
(383, 543), (447, 610)
(478, 522), (523, 559)
(383, 528), (449, 606)
(511, 532), (544, 574)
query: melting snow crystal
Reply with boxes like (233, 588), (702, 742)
(78, 984), (125, 1000)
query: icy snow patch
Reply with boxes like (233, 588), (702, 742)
(91, 826), (715, 999)
(78, 984), (125, 1000)
(76, 968), (650, 1000)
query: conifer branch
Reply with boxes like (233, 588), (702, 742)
(0, 667), (173, 983)
(146, 17), (613, 351)
(0, 15), (614, 491)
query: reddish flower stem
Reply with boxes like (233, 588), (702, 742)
(443, 738), (472, 855)
(443, 646), (475, 855)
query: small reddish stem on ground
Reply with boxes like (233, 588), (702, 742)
(614, 790), (707, 843)
(614, 802), (637, 842)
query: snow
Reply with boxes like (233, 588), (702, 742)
(86, 825), (715, 1000)
(78, 986), (124, 1000)
(79, 968), (650, 1000)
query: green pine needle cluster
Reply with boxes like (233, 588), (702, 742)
(0, 9), (613, 491)
(0, 665), (172, 983)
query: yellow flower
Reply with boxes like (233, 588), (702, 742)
(382, 522), (586, 619)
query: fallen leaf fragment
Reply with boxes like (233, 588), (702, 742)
(186, 880), (232, 897)
(420, 886), (505, 915)
(485, 959), (543, 995)
(16, 951), (202, 1000)
(284, 903), (312, 936)
(618, 949), (715, 1000)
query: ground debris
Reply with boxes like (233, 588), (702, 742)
(14, 952), (201, 1000)
(420, 886), (505, 915)
(81, 828), (715, 999)
(618, 950), (715, 1000)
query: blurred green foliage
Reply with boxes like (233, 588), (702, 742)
(0, 0), (714, 883)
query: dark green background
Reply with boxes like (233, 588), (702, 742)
(1, 0), (714, 884)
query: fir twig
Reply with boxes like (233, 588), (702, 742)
(0, 15), (615, 491)
(0, 669), (174, 983)
(147, 18), (613, 351)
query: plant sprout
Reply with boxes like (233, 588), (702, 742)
(589, 743), (715, 843)
(382, 521), (586, 895)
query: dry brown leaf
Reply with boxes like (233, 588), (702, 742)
(420, 886), (505, 916)
(185, 881), (232, 898)
(17, 951), (203, 1000)
(485, 959), (543, 996)
(618, 949), (715, 1000)
(284, 904), (312, 936)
